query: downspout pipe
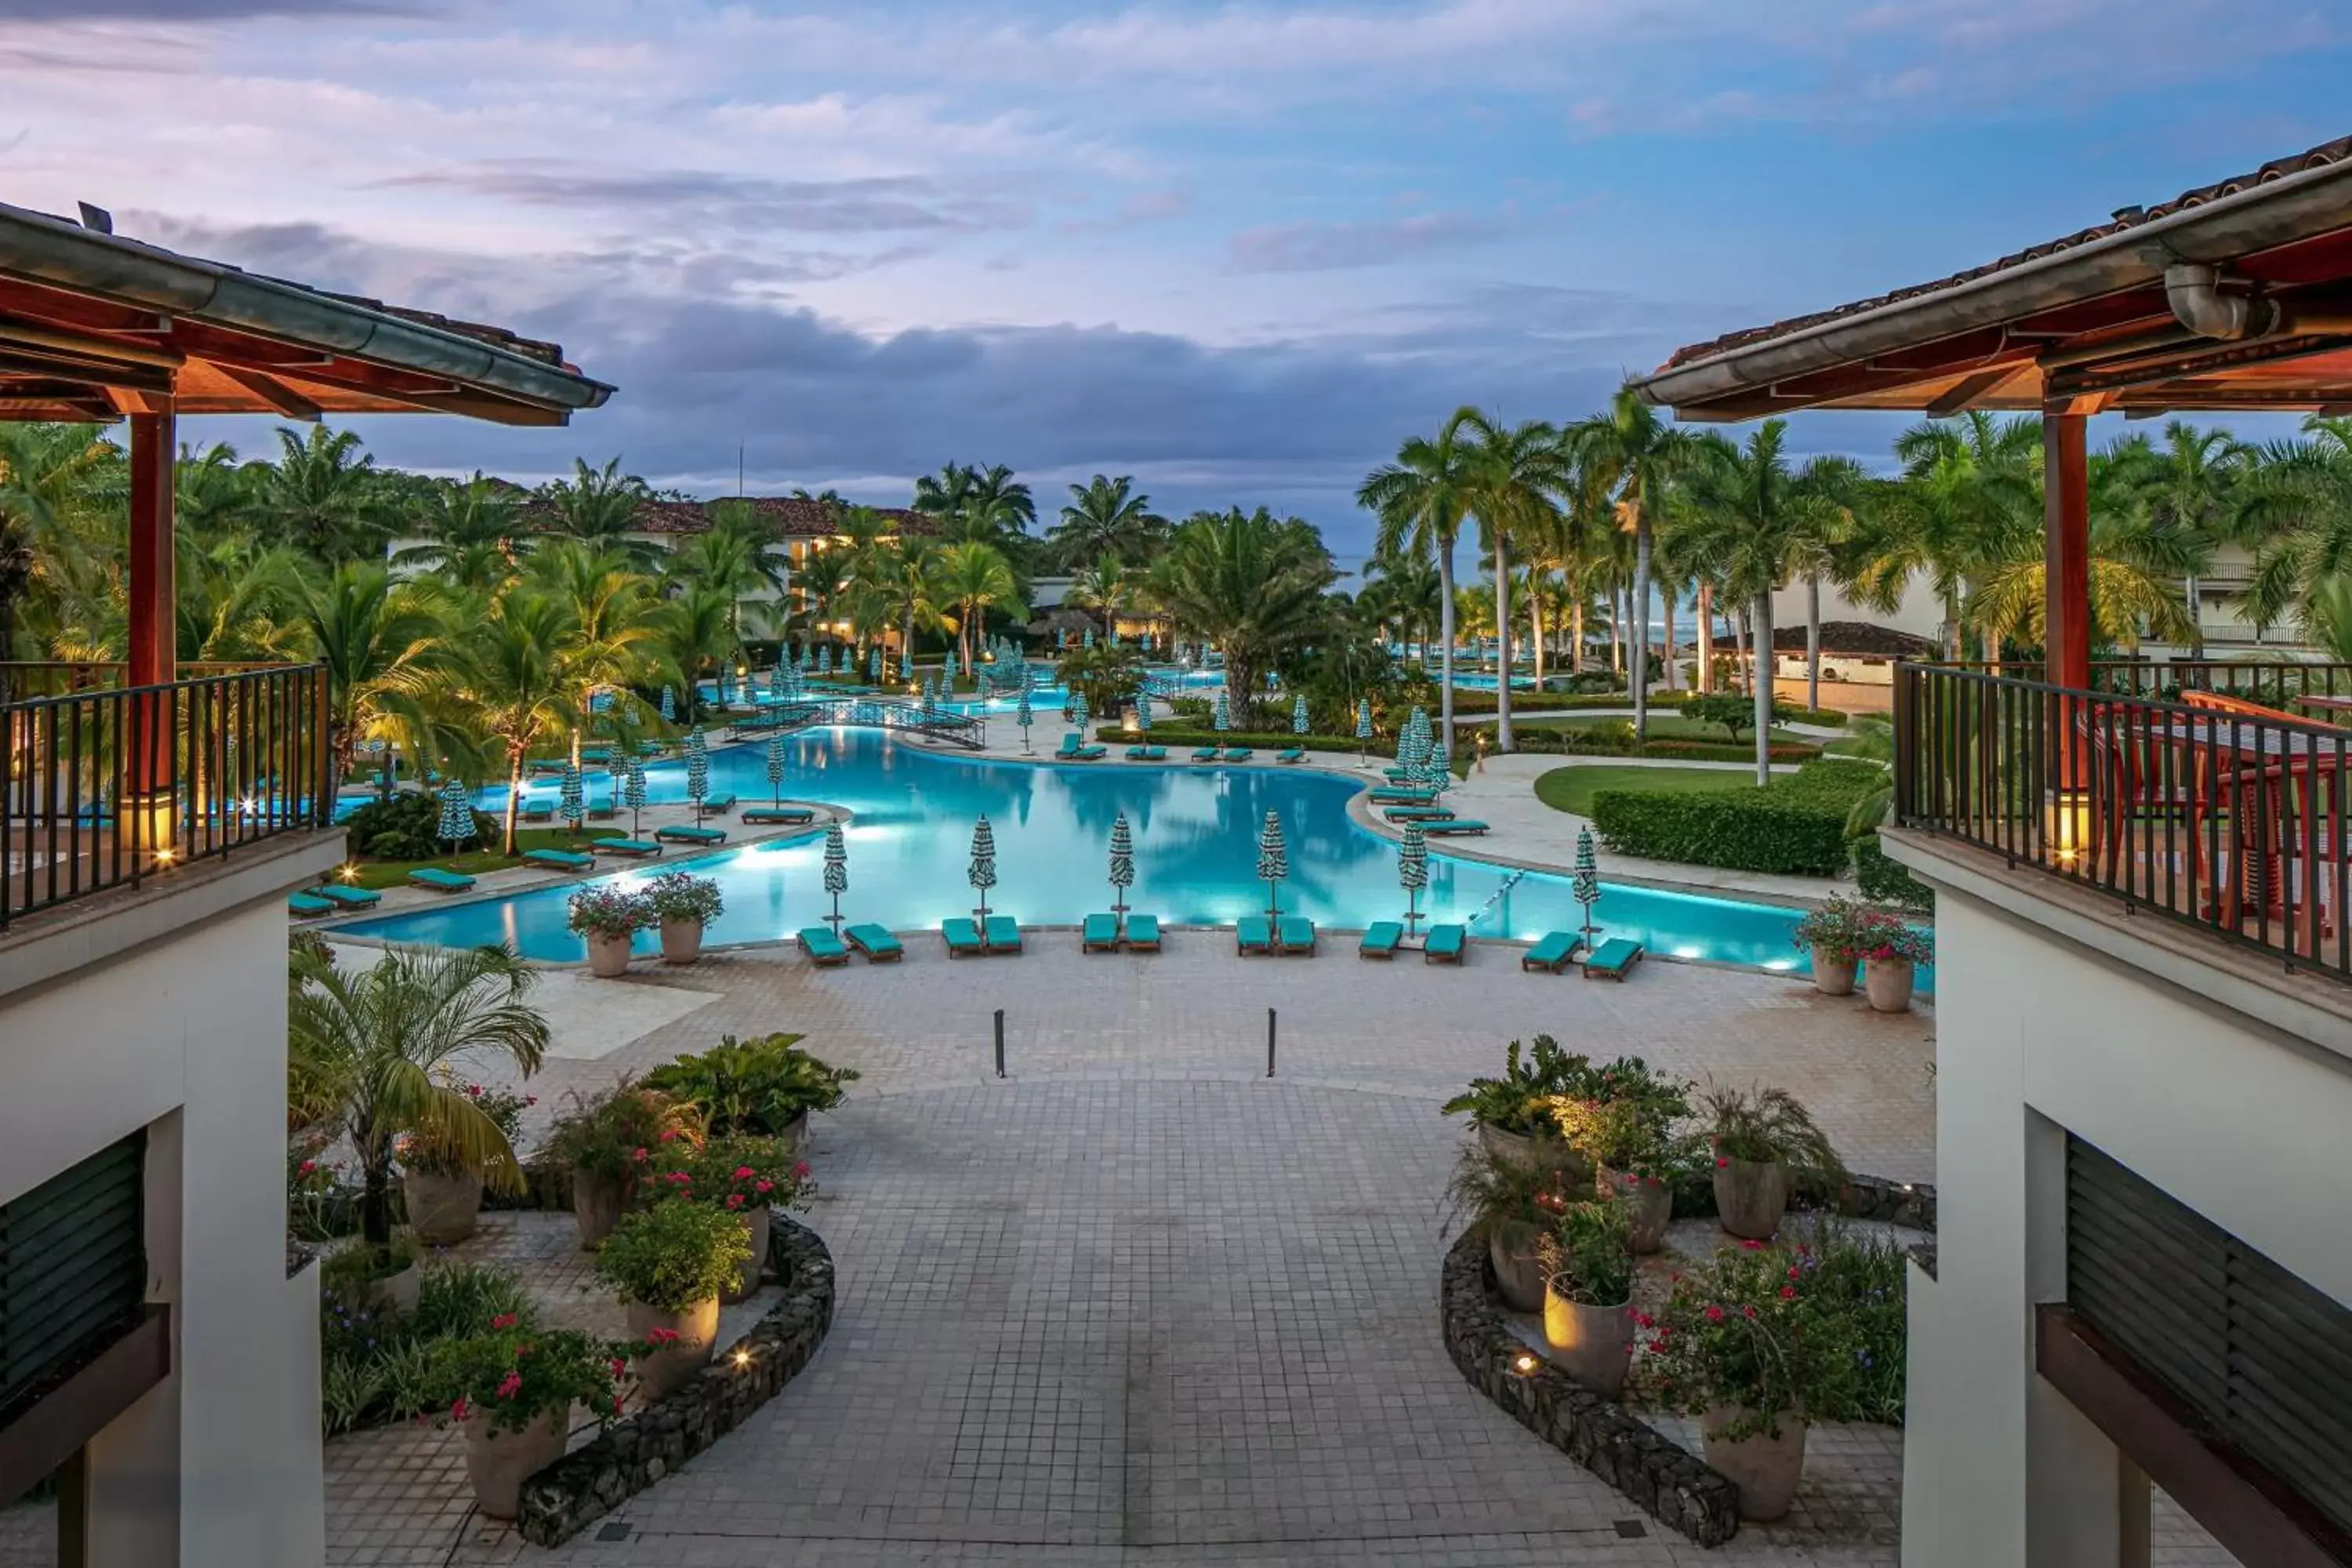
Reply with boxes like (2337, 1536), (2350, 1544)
(2162, 263), (2281, 340)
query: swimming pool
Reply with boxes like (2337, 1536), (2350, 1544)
(336, 728), (1843, 975)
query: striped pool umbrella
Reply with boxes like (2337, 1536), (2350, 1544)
(436, 776), (476, 851)
(659, 684), (676, 724)
(557, 759), (585, 831)
(623, 755), (647, 836)
(765, 732), (787, 806)
(818, 645), (833, 677)
(1572, 826), (1602, 941)
(1356, 698), (1373, 760)
(900, 647), (916, 682)
(717, 666), (736, 706)
(822, 822), (848, 931)
(1425, 737), (1452, 795)
(1399, 818), (1428, 936)
(869, 646), (883, 683)
(1062, 691), (1082, 728)
(1292, 692), (1309, 735)
(1083, 626), (1094, 649)
(1213, 690), (1230, 733)
(1108, 813), (1134, 914)
(1134, 693), (1152, 733)
(1058, 627), (1068, 650)
(945, 650), (960, 686)
(1256, 810), (1288, 919)
(1016, 688), (1035, 753)
(685, 728), (710, 815)
(967, 815), (998, 920)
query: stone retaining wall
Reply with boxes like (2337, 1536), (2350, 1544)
(516, 1213), (835, 1546)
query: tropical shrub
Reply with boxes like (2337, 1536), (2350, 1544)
(673, 1135), (813, 1214)
(1703, 1083), (1846, 1187)
(1680, 692), (1784, 743)
(400, 1080), (535, 1180)
(643, 1033), (858, 1136)
(318, 1262), (531, 1434)
(1442, 1035), (1612, 1136)
(1639, 1239), (1867, 1438)
(1853, 837), (1933, 912)
(426, 1323), (626, 1432)
(1546, 1199), (1635, 1305)
(595, 1199), (753, 1312)
(1589, 760), (1880, 875)
(567, 885), (652, 940)
(541, 1080), (702, 1185)
(1779, 1217), (1909, 1424)
(343, 790), (499, 860)
(645, 871), (724, 926)
(1441, 1142), (1574, 1238)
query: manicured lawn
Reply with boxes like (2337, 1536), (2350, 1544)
(1517, 713), (1814, 747)
(340, 827), (623, 890)
(1532, 764), (1759, 819)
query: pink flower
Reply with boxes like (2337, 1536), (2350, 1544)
(1715, 1156), (1730, 1169)
(633, 1147), (649, 1163)
(609, 1358), (626, 1378)
(466, 1083), (484, 1098)
(791, 1162), (811, 1181)
(1744, 1305), (1759, 1319)
(644, 1327), (680, 1345)
(489, 1313), (518, 1330)
(297, 1160), (317, 1175)
(1740, 1240), (1764, 1250)
(754, 1179), (774, 1195)
(1787, 1265), (1802, 1280)
(1704, 1305), (1725, 1323)
(451, 1397), (470, 1421)
(659, 1129), (680, 1143)
(725, 1193), (744, 1209)
(1780, 1286), (1797, 1300)
(733, 1165), (755, 1181)
(496, 1371), (523, 1400)
(525, 1095), (539, 1106)
(667, 1171), (691, 1185)
(612, 1394), (625, 1415)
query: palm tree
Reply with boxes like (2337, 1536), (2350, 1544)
(528, 541), (659, 718)
(288, 942), (550, 1250)
(172, 535), (309, 663)
(394, 473), (523, 591)
(448, 589), (582, 853)
(1780, 455), (1867, 712)
(2238, 418), (2352, 637)
(2112, 421), (2254, 633)
(300, 563), (451, 787)
(173, 441), (260, 543)
(1563, 384), (1703, 740)
(1358, 546), (1441, 659)
(539, 456), (649, 554)
(259, 425), (390, 563)
(1051, 475), (1163, 567)
(1965, 444), (2203, 652)
(1451, 408), (1568, 752)
(1358, 422), (1472, 745)
(652, 586), (738, 720)
(1150, 507), (1335, 727)
(933, 540), (1024, 670)
(1846, 412), (2041, 659)
(915, 462), (1035, 549)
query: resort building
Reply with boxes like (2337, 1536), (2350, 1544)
(1639, 135), (2352, 1568)
(0, 200), (608, 1565)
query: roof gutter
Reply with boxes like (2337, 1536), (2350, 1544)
(0, 202), (612, 412)
(1635, 157), (2352, 412)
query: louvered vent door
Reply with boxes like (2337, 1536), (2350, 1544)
(0, 1132), (146, 1423)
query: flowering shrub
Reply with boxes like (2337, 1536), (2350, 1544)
(542, 1080), (702, 1185)
(1790, 895), (1871, 961)
(645, 871), (725, 926)
(318, 1263), (531, 1434)
(289, 1134), (349, 1241)
(1639, 1240), (1866, 1440)
(566, 885), (652, 940)
(666, 1136), (813, 1213)
(1855, 908), (1933, 966)
(426, 1323), (628, 1433)
(594, 1196), (753, 1312)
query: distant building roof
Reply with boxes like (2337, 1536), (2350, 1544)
(1772, 621), (1937, 657)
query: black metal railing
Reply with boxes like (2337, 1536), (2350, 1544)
(1895, 660), (2352, 981)
(1, 663), (332, 927)
(768, 697), (985, 750)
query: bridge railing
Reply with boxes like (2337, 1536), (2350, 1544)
(766, 698), (986, 750)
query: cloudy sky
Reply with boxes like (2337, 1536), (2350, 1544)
(2, 0), (2346, 561)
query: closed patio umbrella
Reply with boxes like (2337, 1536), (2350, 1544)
(1399, 818), (1428, 937)
(1292, 693), (1309, 735)
(946, 651), (960, 686)
(765, 733), (787, 805)
(968, 816), (998, 921)
(659, 684), (676, 724)
(557, 759), (585, 832)
(1109, 813), (1134, 915)
(1573, 826), (1601, 942)
(717, 666), (735, 706)
(1016, 688), (1035, 753)
(1135, 693), (1152, 733)
(818, 645), (833, 677)
(869, 647), (884, 683)
(822, 822), (848, 931)
(685, 728), (710, 815)
(1257, 810), (1288, 919)
(1356, 698), (1373, 762)
(623, 755), (647, 837)
(1214, 691), (1230, 733)
(436, 776), (475, 853)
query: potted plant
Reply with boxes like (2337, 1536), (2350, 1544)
(400, 1081), (536, 1245)
(673, 1136), (812, 1303)
(1857, 910), (1933, 1013)
(1639, 1241), (1862, 1521)
(1548, 1058), (1695, 1254)
(427, 1321), (623, 1520)
(1791, 895), (1868, 997)
(646, 871), (724, 966)
(541, 1082), (702, 1250)
(1702, 1084), (1846, 1241)
(322, 1233), (423, 1315)
(1440, 1036), (1599, 1188)
(1541, 1200), (1637, 1398)
(643, 1033), (860, 1147)
(1443, 1144), (1575, 1312)
(568, 885), (652, 978)
(596, 1200), (753, 1400)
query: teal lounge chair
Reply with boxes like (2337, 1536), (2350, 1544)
(742, 806), (814, 825)
(797, 927), (850, 967)
(1383, 768), (1417, 782)
(1082, 913), (1120, 952)
(288, 891), (334, 918)
(1054, 732), (1087, 759)
(520, 802), (554, 823)
(316, 884), (380, 909)
(1583, 937), (1645, 981)
(1368, 788), (1436, 805)
(941, 917), (985, 957)
(984, 915), (1023, 953)
(523, 848), (593, 871)
(1421, 819), (1490, 836)
(1425, 924), (1466, 964)
(1222, 747), (1253, 762)
(1277, 915), (1316, 954)
(1138, 746), (1168, 760)
(1384, 806), (1454, 823)
(527, 759), (567, 775)
(1079, 744), (1109, 760)
(1123, 914), (1162, 952)
(579, 747), (612, 764)
(1359, 920), (1402, 959)
(656, 823), (728, 845)
(1276, 747), (1305, 763)
(637, 741), (667, 757)
(594, 838), (664, 858)
(698, 794), (736, 816)
(1124, 746), (1152, 760)
(1236, 915), (1272, 954)
(1192, 746), (1221, 762)
(844, 924), (903, 963)
(408, 867), (475, 894)
(1522, 931), (1583, 973)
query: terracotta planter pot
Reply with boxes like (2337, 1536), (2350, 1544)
(1486, 1221), (1548, 1312)
(403, 1171), (484, 1246)
(585, 931), (633, 978)
(463, 1408), (569, 1521)
(365, 1261), (420, 1316)
(1712, 1157), (1790, 1241)
(571, 1172), (627, 1250)
(1809, 950), (1857, 996)
(723, 1206), (770, 1305)
(1701, 1406), (1809, 1521)
(1541, 1274), (1634, 1400)
(1601, 1169), (1673, 1254)
(1478, 1123), (1592, 1191)
(659, 917), (705, 966)
(1864, 956), (1916, 1013)
(626, 1297), (721, 1403)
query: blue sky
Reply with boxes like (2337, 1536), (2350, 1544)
(2, 0), (2347, 563)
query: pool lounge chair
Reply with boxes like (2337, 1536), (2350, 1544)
(1192, 746), (1221, 763)
(1054, 732), (1087, 759)
(1368, 788), (1436, 805)
(315, 884), (380, 909)
(1236, 915), (1273, 954)
(408, 867), (476, 894)
(287, 891), (335, 918)
(844, 924), (904, 962)
(983, 915), (1024, 953)
(797, 927), (850, 967)
(1222, 747), (1254, 762)
(1582, 937), (1645, 982)
(520, 802), (554, 823)
(1521, 931), (1583, 973)
(1421, 819), (1490, 836)
(656, 823), (728, 845)
(1276, 747), (1306, 764)
(742, 806), (814, 825)
(594, 838), (664, 858)
(1123, 914), (1162, 952)
(523, 848), (594, 871)
(1424, 924), (1466, 964)
(942, 917), (985, 958)
(1277, 915), (1316, 954)
(1383, 768), (1417, 782)
(697, 795), (736, 817)
(1082, 913), (1121, 952)
(1383, 806), (1454, 823)
(1359, 920), (1402, 959)
(1124, 745), (1170, 761)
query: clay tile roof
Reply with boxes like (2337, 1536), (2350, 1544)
(1771, 620), (1937, 657)
(1664, 135), (2352, 369)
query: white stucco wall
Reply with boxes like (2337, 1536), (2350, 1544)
(0, 898), (322, 1566)
(1901, 885), (2352, 1567)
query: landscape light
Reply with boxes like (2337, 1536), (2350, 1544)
(1511, 1352), (1539, 1375)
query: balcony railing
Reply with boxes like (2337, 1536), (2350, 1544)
(1894, 660), (2352, 982)
(1, 663), (332, 928)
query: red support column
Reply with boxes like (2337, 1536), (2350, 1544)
(125, 408), (176, 844)
(2044, 409), (2091, 691)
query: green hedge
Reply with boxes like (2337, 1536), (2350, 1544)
(1095, 727), (1386, 757)
(1510, 727), (1820, 764)
(1853, 835), (1933, 911)
(1589, 760), (1883, 876)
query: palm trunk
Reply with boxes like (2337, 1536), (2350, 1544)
(361, 1148), (393, 1250)
(1436, 539), (1457, 751)
(1609, 586), (1623, 675)
(1570, 593), (1584, 675)
(1751, 592), (1775, 786)
(1697, 583), (1715, 693)
(503, 750), (524, 856)
(1528, 585), (1544, 687)
(1662, 589), (1679, 694)
(1493, 537), (1513, 753)
(1806, 573), (1823, 714)
(1631, 510), (1653, 740)
(1737, 604), (1754, 695)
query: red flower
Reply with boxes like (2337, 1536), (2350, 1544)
(791, 1162), (811, 1181)
(659, 1129), (680, 1143)
(609, 1358), (626, 1378)
(612, 1394), (625, 1415)
(451, 1397), (470, 1421)
(466, 1083), (484, 1098)
(1743, 1305), (1759, 1319)
(1780, 1285), (1797, 1299)
(644, 1327), (681, 1345)
(1715, 1157), (1730, 1169)
(755, 1179), (774, 1194)
(1704, 1305), (1725, 1323)
(733, 1165), (755, 1181)
(633, 1147), (649, 1163)
(725, 1193), (744, 1209)
(297, 1160), (317, 1175)
(495, 1371), (522, 1400)
(525, 1094), (538, 1106)
(1631, 1311), (1655, 1329)
(1787, 1265), (1802, 1280)
(667, 1171), (691, 1185)
(489, 1312), (517, 1330)
(1740, 1239), (1764, 1250)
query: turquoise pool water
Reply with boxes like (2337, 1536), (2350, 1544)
(336, 728), (1839, 974)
